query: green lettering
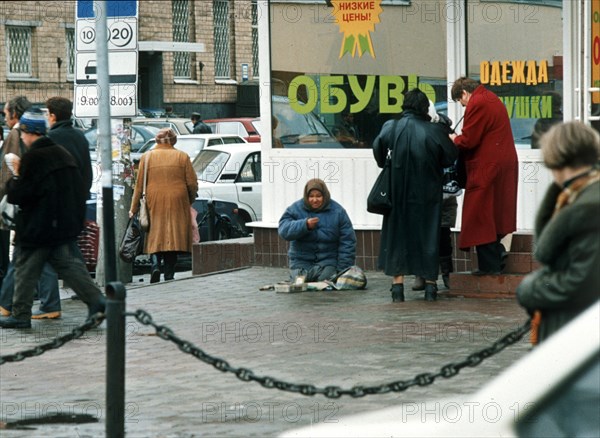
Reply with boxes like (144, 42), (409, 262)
(288, 75), (318, 114)
(379, 76), (404, 113)
(320, 76), (347, 114)
(503, 96), (515, 117)
(515, 96), (530, 118)
(348, 75), (375, 113)
(530, 96), (541, 118)
(540, 95), (553, 118)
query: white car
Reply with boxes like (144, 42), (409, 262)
(193, 143), (262, 225)
(281, 301), (600, 438)
(132, 133), (246, 165)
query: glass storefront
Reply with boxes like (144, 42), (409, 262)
(269, 0), (564, 149)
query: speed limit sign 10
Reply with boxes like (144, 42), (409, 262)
(76, 17), (138, 52)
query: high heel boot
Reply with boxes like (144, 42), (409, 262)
(424, 283), (438, 301)
(391, 283), (405, 302)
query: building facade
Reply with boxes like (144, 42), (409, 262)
(0, 0), (259, 118)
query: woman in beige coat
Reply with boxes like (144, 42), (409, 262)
(129, 128), (198, 283)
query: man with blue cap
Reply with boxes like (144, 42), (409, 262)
(0, 108), (105, 329)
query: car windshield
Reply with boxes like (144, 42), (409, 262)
(138, 137), (207, 160)
(193, 150), (231, 183)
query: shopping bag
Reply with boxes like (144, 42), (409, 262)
(119, 215), (145, 263)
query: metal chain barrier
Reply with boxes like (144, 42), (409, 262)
(0, 313), (105, 365)
(127, 309), (532, 399)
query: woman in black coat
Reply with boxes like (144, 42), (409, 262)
(517, 121), (600, 344)
(373, 89), (457, 302)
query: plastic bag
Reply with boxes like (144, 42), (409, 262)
(119, 215), (145, 263)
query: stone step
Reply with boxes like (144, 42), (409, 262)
(445, 271), (526, 299)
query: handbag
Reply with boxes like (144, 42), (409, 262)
(0, 194), (18, 229)
(138, 153), (150, 231)
(119, 214), (145, 263)
(367, 149), (392, 215)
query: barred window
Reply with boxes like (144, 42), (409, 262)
(213, 0), (231, 79)
(172, 0), (191, 78)
(251, 0), (259, 78)
(7, 26), (32, 78)
(66, 28), (75, 79)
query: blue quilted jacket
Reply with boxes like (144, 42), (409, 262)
(278, 199), (356, 271)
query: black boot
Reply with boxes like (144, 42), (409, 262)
(424, 283), (438, 301)
(390, 283), (405, 302)
(150, 254), (161, 283)
(163, 252), (178, 281)
(440, 256), (453, 289)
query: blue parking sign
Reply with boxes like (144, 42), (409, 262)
(77, 0), (137, 19)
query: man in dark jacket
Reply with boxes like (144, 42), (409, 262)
(191, 112), (212, 134)
(46, 96), (93, 195)
(0, 109), (105, 329)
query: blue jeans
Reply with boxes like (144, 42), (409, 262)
(290, 265), (337, 282)
(0, 249), (61, 313)
(12, 241), (104, 320)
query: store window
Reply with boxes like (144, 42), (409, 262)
(6, 26), (32, 78)
(269, 0), (447, 149)
(252, 0), (259, 78)
(465, 0), (563, 149)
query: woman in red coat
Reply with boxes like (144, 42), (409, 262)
(450, 77), (519, 274)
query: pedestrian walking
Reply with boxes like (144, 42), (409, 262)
(0, 97), (61, 319)
(450, 77), (518, 275)
(373, 88), (457, 302)
(279, 178), (356, 282)
(129, 128), (198, 283)
(517, 121), (600, 344)
(0, 109), (105, 329)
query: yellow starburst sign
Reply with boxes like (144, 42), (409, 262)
(332, 0), (382, 59)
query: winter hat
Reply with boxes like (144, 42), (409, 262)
(303, 178), (331, 212)
(19, 108), (47, 135)
(155, 127), (178, 145)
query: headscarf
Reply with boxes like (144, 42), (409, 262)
(303, 178), (331, 212)
(155, 127), (177, 146)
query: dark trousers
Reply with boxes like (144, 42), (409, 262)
(476, 236), (505, 273)
(0, 229), (10, 289)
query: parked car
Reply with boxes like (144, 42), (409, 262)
(282, 301), (600, 437)
(131, 117), (193, 135)
(204, 117), (262, 143)
(131, 133), (247, 165)
(85, 124), (160, 161)
(193, 143), (262, 226)
(272, 95), (344, 148)
(138, 108), (166, 118)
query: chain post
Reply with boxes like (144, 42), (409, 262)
(207, 200), (216, 241)
(106, 281), (127, 438)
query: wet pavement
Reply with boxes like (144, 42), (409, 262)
(0, 267), (532, 437)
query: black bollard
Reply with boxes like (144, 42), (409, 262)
(207, 200), (216, 241)
(106, 282), (127, 438)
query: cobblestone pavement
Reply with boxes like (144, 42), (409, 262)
(0, 267), (531, 437)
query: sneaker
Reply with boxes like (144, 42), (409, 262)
(31, 310), (62, 320)
(0, 315), (31, 329)
(0, 305), (10, 317)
